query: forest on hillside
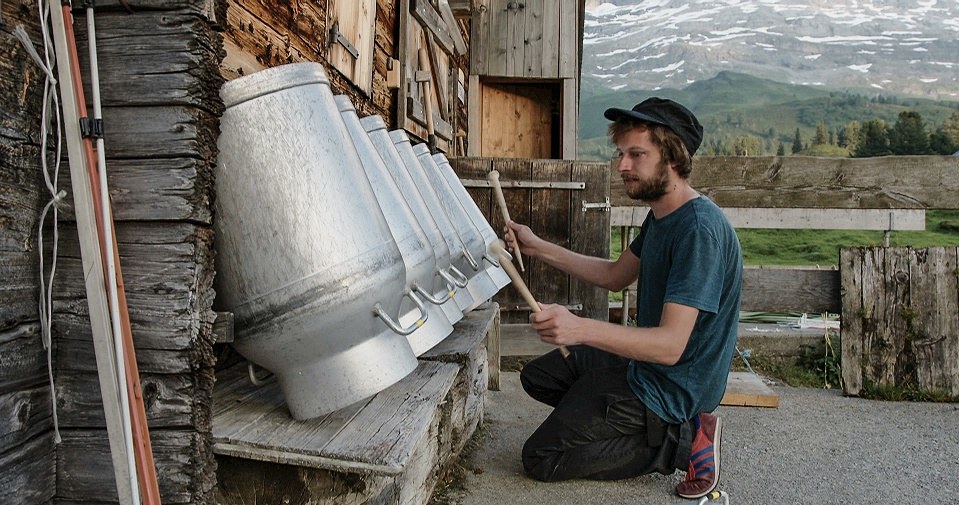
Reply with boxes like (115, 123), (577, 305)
(578, 73), (959, 160)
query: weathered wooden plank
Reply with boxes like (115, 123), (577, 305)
(840, 247), (865, 395)
(720, 372), (780, 408)
(95, 105), (218, 160)
(539, 0), (559, 77)
(0, 323), (47, 393)
(521, 0), (544, 77)
(220, 0), (326, 79)
(50, 222), (215, 353)
(506, 0), (526, 76)
(571, 161), (611, 321)
(0, 432), (56, 505)
(743, 267), (841, 314)
(530, 160), (571, 311)
(557, 0), (577, 78)
(843, 246), (959, 397)
(0, 26), (44, 328)
(420, 304), (492, 459)
(562, 77), (578, 160)
(213, 360), (458, 474)
(469, 0), (490, 75)
(57, 429), (211, 504)
(622, 266), (841, 314)
(54, 370), (206, 429)
(58, 157), (213, 224)
(611, 156), (959, 209)
(0, 384), (52, 455)
(495, 159), (533, 323)
(487, 0), (509, 76)
(72, 10), (224, 112)
(908, 247), (959, 396)
(612, 206), (926, 231)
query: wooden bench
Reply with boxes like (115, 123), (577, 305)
(212, 304), (498, 504)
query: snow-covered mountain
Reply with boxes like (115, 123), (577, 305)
(583, 0), (959, 100)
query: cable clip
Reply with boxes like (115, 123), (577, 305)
(79, 117), (104, 139)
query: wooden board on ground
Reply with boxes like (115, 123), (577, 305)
(502, 324), (780, 408)
(721, 372), (780, 408)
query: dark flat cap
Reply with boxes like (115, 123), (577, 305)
(604, 97), (704, 155)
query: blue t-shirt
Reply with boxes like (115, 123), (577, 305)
(626, 196), (743, 424)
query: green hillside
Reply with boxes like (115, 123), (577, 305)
(578, 71), (959, 160)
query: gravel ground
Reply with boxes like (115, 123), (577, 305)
(447, 371), (959, 505)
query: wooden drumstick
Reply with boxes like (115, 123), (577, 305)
(490, 240), (570, 358)
(487, 170), (525, 272)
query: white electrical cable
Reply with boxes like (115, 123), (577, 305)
(19, 0), (65, 445)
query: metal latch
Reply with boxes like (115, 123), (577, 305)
(582, 197), (610, 212)
(329, 21), (359, 59)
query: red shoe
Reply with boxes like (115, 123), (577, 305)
(676, 413), (722, 499)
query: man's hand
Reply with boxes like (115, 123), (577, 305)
(505, 221), (543, 258)
(529, 303), (585, 346)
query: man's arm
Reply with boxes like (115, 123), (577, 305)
(506, 221), (640, 292)
(530, 302), (699, 365)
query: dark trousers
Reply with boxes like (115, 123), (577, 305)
(520, 345), (694, 482)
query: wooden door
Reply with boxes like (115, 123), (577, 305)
(479, 81), (559, 158)
(450, 158), (610, 324)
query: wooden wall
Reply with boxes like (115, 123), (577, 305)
(1, 1), (223, 503)
(1, 3), (57, 503)
(221, 0), (472, 150)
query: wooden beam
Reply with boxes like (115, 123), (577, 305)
(611, 206), (927, 231)
(608, 156), (959, 210)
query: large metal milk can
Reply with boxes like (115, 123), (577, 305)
(389, 130), (489, 310)
(213, 62), (419, 420)
(410, 143), (504, 308)
(430, 153), (511, 291)
(360, 114), (467, 326)
(334, 95), (453, 355)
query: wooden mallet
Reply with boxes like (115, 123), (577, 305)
(489, 240), (570, 358)
(487, 170), (525, 272)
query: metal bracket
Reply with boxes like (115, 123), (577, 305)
(582, 197), (611, 212)
(328, 21), (359, 59)
(460, 179), (585, 190)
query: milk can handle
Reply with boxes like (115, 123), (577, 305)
(412, 275), (453, 305)
(462, 246), (480, 270)
(441, 264), (470, 288)
(373, 291), (429, 336)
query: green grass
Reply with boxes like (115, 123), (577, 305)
(611, 209), (959, 267)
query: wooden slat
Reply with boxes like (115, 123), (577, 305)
(571, 161), (611, 321)
(74, 10), (223, 111)
(720, 372), (780, 408)
(612, 206), (926, 231)
(487, 0), (509, 76)
(57, 429), (207, 504)
(557, 0), (577, 78)
(0, 323), (46, 394)
(0, 385), (53, 454)
(213, 360), (458, 474)
(908, 247), (959, 396)
(495, 159), (533, 323)
(469, 0), (490, 75)
(840, 247), (864, 395)
(620, 267), (841, 314)
(562, 77), (578, 160)
(539, 0), (560, 77)
(0, 433), (56, 505)
(611, 156), (959, 210)
(530, 160), (571, 312)
(507, 0), (526, 76)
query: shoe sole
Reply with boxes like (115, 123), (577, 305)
(677, 416), (722, 500)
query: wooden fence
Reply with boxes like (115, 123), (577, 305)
(613, 155), (959, 397)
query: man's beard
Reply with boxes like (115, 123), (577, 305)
(624, 161), (670, 201)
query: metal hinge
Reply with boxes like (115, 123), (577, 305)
(329, 21), (359, 59)
(582, 197), (610, 212)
